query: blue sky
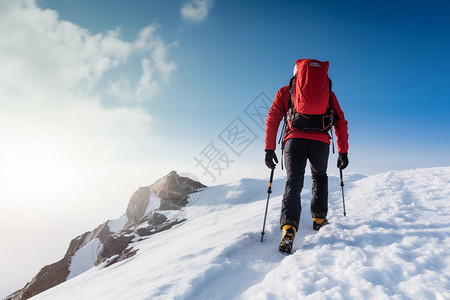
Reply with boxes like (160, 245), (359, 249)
(37, 0), (450, 178)
(1, 0), (449, 296)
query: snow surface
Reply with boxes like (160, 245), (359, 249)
(107, 215), (128, 233)
(67, 238), (102, 280)
(144, 188), (162, 215)
(31, 167), (450, 300)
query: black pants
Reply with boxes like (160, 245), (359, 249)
(281, 138), (329, 230)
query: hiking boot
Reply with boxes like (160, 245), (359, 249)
(279, 225), (296, 254)
(313, 218), (329, 231)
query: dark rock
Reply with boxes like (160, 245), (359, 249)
(152, 171), (206, 202)
(97, 218), (185, 267)
(95, 231), (135, 267)
(125, 186), (151, 226)
(135, 219), (185, 237)
(90, 221), (113, 243)
(140, 211), (168, 225)
(63, 231), (92, 260)
(158, 199), (182, 211)
(115, 248), (139, 264)
(12, 260), (70, 300)
(3, 290), (20, 300)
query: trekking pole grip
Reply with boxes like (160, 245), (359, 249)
(267, 167), (274, 194)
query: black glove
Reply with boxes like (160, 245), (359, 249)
(265, 149), (278, 169)
(337, 153), (349, 170)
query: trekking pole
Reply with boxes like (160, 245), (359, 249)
(261, 168), (275, 242)
(340, 169), (347, 216)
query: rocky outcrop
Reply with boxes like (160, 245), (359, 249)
(94, 230), (135, 267)
(125, 186), (151, 226)
(96, 212), (184, 267)
(152, 171), (206, 205)
(6, 171), (205, 300)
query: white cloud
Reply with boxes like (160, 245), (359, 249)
(109, 58), (160, 102)
(0, 2), (136, 95)
(107, 25), (177, 102)
(134, 24), (158, 49)
(181, 0), (214, 23)
(137, 58), (159, 100)
(152, 40), (177, 82)
(0, 0), (176, 158)
(0, 1), (176, 104)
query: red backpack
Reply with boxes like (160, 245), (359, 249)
(286, 59), (334, 133)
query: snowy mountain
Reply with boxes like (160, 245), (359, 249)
(5, 171), (205, 300)
(5, 167), (450, 300)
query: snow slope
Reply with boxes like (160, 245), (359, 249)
(31, 167), (450, 300)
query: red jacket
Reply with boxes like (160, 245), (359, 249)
(265, 85), (349, 153)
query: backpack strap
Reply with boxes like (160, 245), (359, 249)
(328, 78), (341, 122)
(328, 78), (336, 154)
(288, 76), (296, 111)
(328, 78), (332, 110)
(278, 76), (296, 170)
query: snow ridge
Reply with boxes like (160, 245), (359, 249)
(32, 167), (450, 300)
